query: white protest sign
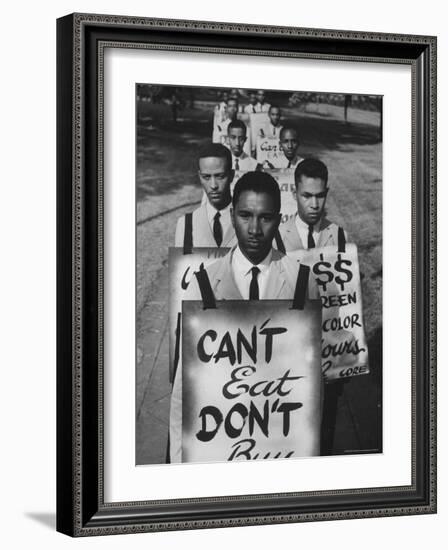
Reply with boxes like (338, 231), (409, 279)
(264, 168), (297, 225)
(256, 136), (282, 164)
(212, 114), (252, 155)
(291, 244), (369, 381)
(181, 300), (322, 463)
(168, 247), (229, 381)
(249, 112), (269, 152)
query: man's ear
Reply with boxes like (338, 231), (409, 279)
(230, 207), (235, 228)
(229, 169), (235, 184)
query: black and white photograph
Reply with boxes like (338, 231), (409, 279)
(136, 84), (383, 465)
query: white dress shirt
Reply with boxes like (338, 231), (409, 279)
(294, 213), (322, 249)
(205, 201), (232, 239)
(244, 103), (258, 114)
(271, 153), (303, 170)
(231, 246), (273, 299)
(259, 123), (283, 139)
(255, 102), (271, 113)
(232, 152), (258, 171)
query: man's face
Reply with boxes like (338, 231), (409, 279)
(228, 127), (246, 157)
(198, 156), (233, 210)
(279, 129), (299, 160)
(256, 90), (265, 104)
(226, 99), (238, 119)
(231, 190), (280, 264)
(269, 107), (281, 127)
(295, 176), (328, 225)
(249, 93), (257, 105)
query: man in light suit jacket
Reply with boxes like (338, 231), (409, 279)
(213, 98), (239, 144)
(244, 90), (258, 114)
(227, 120), (259, 172)
(266, 125), (303, 169)
(277, 158), (348, 252)
(169, 172), (318, 462)
(174, 143), (237, 249)
(255, 89), (271, 113)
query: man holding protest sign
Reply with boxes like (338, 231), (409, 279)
(213, 97), (239, 144)
(174, 144), (237, 249)
(257, 106), (284, 168)
(259, 105), (283, 139)
(182, 171), (317, 301)
(279, 158), (367, 457)
(244, 90), (258, 114)
(169, 171), (321, 462)
(267, 126), (303, 169)
(227, 120), (259, 172)
(277, 158), (348, 251)
(255, 89), (271, 113)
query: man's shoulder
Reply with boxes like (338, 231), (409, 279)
(319, 217), (349, 246)
(206, 249), (232, 276)
(176, 204), (206, 224)
(279, 216), (297, 234)
(272, 248), (296, 273)
(320, 217), (343, 233)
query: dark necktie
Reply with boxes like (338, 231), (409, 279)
(287, 160), (292, 168)
(249, 267), (260, 300)
(307, 224), (315, 249)
(235, 158), (239, 171)
(252, 106), (256, 113)
(213, 212), (223, 247)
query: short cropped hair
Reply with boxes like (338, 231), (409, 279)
(294, 158), (329, 187)
(232, 171), (281, 213)
(279, 125), (299, 141)
(198, 143), (232, 172)
(227, 119), (247, 135)
(268, 105), (281, 113)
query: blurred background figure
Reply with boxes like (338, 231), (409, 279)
(244, 90), (258, 114)
(255, 89), (270, 112)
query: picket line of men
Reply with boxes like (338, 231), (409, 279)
(213, 90), (304, 172)
(170, 138), (349, 462)
(174, 143), (346, 253)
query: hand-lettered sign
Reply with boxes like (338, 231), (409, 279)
(168, 247), (230, 382)
(181, 300), (322, 463)
(264, 168), (297, 225)
(291, 244), (369, 381)
(249, 112), (269, 151)
(213, 115), (252, 155)
(256, 136), (282, 164)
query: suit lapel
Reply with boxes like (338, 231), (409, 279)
(265, 251), (287, 299)
(222, 224), (236, 247)
(317, 218), (333, 248)
(213, 250), (243, 299)
(194, 205), (214, 246)
(282, 217), (304, 251)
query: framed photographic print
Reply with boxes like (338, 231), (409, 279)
(56, 13), (436, 536)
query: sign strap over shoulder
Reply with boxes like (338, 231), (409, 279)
(337, 226), (346, 253)
(195, 263), (216, 309)
(274, 230), (286, 254)
(291, 263), (310, 310)
(171, 312), (182, 382)
(183, 212), (193, 255)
